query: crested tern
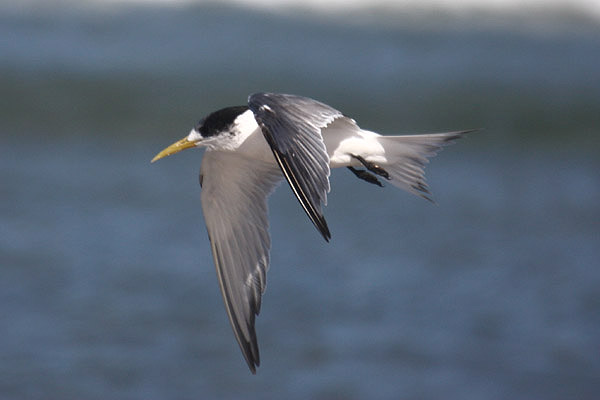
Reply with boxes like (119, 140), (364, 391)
(152, 92), (472, 373)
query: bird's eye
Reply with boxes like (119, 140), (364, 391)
(194, 121), (204, 132)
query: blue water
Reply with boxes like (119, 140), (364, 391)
(1, 4), (599, 399)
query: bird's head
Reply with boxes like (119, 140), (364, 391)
(151, 106), (251, 162)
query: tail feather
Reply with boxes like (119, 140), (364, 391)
(377, 130), (474, 201)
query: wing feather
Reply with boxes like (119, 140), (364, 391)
(200, 150), (282, 373)
(248, 92), (341, 241)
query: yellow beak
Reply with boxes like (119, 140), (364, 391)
(151, 137), (197, 163)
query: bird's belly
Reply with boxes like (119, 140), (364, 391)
(326, 135), (387, 168)
(321, 119), (387, 168)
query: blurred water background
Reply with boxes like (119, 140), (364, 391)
(1, 0), (599, 398)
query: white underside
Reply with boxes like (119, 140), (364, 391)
(215, 109), (388, 168)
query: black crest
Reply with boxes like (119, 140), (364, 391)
(196, 106), (250, 137)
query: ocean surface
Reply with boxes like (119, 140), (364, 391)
(1, 1), (599, 399)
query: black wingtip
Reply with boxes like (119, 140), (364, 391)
(238, 338), (260, 374)
(321, 224), (332, 242)
(443, 128), (479, 143)
(303, 203), (330, 242)
(311, 210), (331, 242)
(247, 360), (258, 374)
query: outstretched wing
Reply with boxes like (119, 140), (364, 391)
(200, 150), (282, 373)
(248, 92), (342, 241)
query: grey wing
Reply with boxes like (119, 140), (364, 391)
(248, 92), (343, 241)
(200, 150), (282, 374)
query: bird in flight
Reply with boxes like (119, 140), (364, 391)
(152, 92), (472, 373)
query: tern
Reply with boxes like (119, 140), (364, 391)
(152, 92), (472, 373)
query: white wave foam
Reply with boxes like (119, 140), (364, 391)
(2, 0), (599, 23)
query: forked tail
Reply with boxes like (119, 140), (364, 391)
(376, 130), (475, 201)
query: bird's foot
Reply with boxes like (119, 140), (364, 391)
(347, 167), (384, 187)
(350, 154), (391, 180)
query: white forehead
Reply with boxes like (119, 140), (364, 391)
(186, 129), (202, 142)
